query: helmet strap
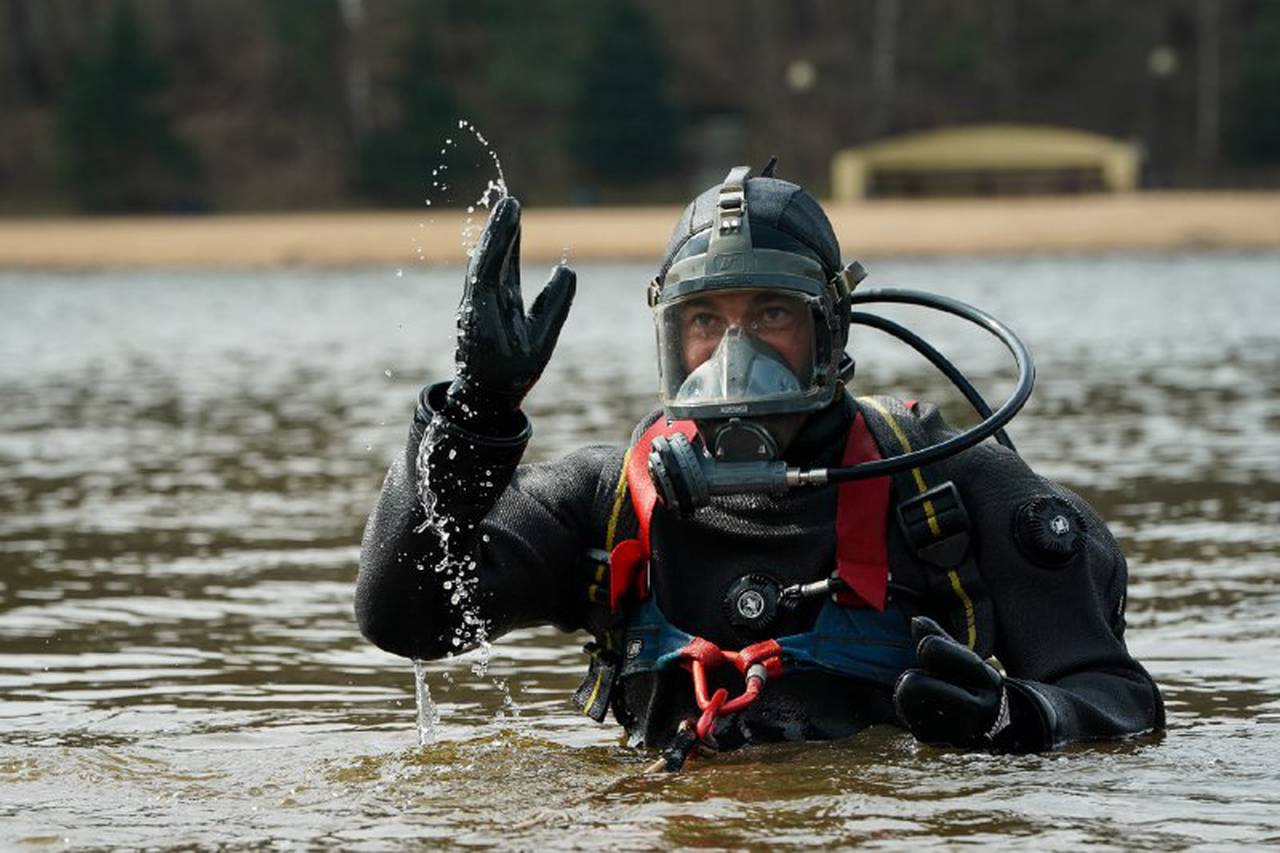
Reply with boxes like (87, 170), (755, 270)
(706, 165), (754, 274)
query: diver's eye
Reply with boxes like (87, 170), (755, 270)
(686, 311), (724, 336)
(756, 303), (796, 329)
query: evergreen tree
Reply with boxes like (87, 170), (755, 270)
(568, 0), (680, 189)
(1230, 0), (1280, 164)
(56, 1), (201, 212)
(264, 0), (344, 110)
(357, 16), (461, 206)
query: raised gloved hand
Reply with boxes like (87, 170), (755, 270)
(445, 196), (576, 428)
(893, 616), (1013, 748)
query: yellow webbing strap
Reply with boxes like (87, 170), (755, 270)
(582, 670), (606, 717)
(585, 448), (635, 655)
(858, 397), (977, 649)
(605, 448), (633, 551)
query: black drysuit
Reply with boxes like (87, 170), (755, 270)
(355, 382), (1165, 752)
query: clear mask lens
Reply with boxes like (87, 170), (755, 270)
(655, 288), (822, 412)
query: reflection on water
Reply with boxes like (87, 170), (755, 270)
(1, 254), (1278, 848)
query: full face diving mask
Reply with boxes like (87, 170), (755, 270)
(649, 166), (858, 459)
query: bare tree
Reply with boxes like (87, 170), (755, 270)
(871, 0), (899, 137)
(1196, 0), (1220, 168)
(6, 0), (51, 101)
(338, 0), (371, 144)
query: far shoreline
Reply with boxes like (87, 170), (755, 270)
(1, 191), (1278, 271)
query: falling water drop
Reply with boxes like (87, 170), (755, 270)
(413, 659), (440, 746)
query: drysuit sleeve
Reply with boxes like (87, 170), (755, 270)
(927, 407), (1166, 750)
(355, 382), (622, 660)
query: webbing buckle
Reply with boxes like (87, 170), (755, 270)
(572, 641), (618, 722)
(896, 480), (972, 568)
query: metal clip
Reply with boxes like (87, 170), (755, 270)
(647, 276), (662, 308)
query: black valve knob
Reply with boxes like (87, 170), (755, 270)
(723, 573), (782, 636)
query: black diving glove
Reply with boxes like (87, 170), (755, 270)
(893, 616), (1015, 749)
(445, 196), (576, 430)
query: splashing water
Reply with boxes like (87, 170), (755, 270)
(406, 120), (512, 740)
(457, 119), (506, 188)
(455, 119), (509, 255)
(412, 416), (447, 542)
(408, 119), (510, 271)
(413, 659), (440, 746)
(469, 640), (492, 677)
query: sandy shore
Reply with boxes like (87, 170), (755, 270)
(1, 192), (1278, 269)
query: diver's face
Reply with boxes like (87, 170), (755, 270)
(680, 290), (813, 376)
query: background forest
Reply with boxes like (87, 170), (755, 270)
(3, 0), (1279, 213)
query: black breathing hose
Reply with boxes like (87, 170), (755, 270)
(814, 288), (1035, 484)
(848, 310), (1016, 452)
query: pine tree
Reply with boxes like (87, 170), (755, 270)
(568, 0), (681, 189)
(357, 15), (461, 206)
(1230, 0), (1280, 164)
(56, 1), (201, 212)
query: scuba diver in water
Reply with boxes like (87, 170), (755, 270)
(355, 164), (1164, 769)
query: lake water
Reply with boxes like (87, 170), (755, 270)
(1, 253), (1278, 849)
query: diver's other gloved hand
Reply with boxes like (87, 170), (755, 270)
(893, 616), (1014, 749)
(445, 196), (576, 432)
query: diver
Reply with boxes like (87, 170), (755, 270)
(355, 164), (1165, 768)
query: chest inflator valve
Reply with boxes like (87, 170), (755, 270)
(723, 574), (782, 635)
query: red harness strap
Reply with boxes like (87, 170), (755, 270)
(833, 411), (891, 611)
(608, 418), (699, 612)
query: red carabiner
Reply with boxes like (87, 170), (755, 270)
(679, 637), (784, 741)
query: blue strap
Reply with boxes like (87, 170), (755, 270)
(777, 601), (916, 687)
(619, 597), (693, 678)
(619, 597), (916, 687)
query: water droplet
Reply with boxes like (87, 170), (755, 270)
(384, 368), (393, 378)
(413, 660), (440, 746)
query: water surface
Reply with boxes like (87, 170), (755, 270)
(1, 253), (1278, 848)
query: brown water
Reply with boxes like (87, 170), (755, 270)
(2, 254), (1278, 849)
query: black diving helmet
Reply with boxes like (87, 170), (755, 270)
(650, 165), (861, 461)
